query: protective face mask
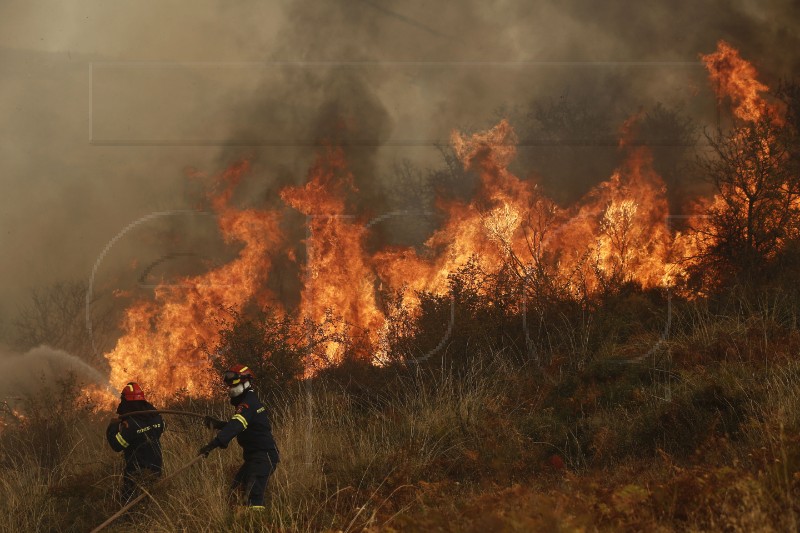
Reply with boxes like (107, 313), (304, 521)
(228, 383), (245, 398)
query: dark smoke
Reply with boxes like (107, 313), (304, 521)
(1, 0), (797, 346)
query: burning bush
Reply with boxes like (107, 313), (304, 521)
(210, 308), (318, 392)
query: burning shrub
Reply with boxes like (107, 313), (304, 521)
(210, 308), (312, 394)
(690, 116), (800, 289)
(685, 45), (800, 293)
(0, 372), (100, 471)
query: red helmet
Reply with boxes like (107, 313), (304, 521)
(223, 364), (254, 386)
(121, 382), (146, 401)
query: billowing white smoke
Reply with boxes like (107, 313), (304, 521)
(0, 345), (111, 400)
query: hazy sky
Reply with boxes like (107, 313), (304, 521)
(1, 0), (797, 334)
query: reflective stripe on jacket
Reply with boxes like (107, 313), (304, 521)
(215, 389), (279, 463)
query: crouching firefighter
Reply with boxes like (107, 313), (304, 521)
(105, 382), (165, 503)
(198, 365), (280, 509)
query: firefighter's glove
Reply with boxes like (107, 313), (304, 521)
(203, 416), (226, 430)
(198, 440), (219, 457)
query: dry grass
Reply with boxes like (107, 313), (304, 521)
(2, 300), (800, 532)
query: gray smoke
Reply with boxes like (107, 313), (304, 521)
(0, 0), (797, 339)
(0, 345), (110, 400)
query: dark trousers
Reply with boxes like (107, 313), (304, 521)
(230, 458), (276, 507)
(121, 467), (161, 503)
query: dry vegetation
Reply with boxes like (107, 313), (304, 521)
(3, 57), (799, 533)
(2, 290), (800, 532)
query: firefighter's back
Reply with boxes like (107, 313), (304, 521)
(119, 405), (165, 472)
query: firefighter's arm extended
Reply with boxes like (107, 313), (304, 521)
(197, 404), (252, 456)
(203, 415), (226, 430)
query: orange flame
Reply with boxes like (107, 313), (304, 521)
(688, 40), (793, 278)
(102, 127), (683, 400)
(105, 161), (283, 399)
(701, 40), (779, 124)
(378, 119), (679, 302)
(96, 42), (787, 402)
(280, 148), (385, 367)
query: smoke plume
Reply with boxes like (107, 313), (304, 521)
(0, 345), (110, 400)
(0, 0), (797, 343)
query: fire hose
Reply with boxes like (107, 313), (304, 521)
(114, 409), (209, 422)
(91, 409), (217, 532)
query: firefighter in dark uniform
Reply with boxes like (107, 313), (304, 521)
(105, 382), (165, 502)
(198, 364), (280, 509)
